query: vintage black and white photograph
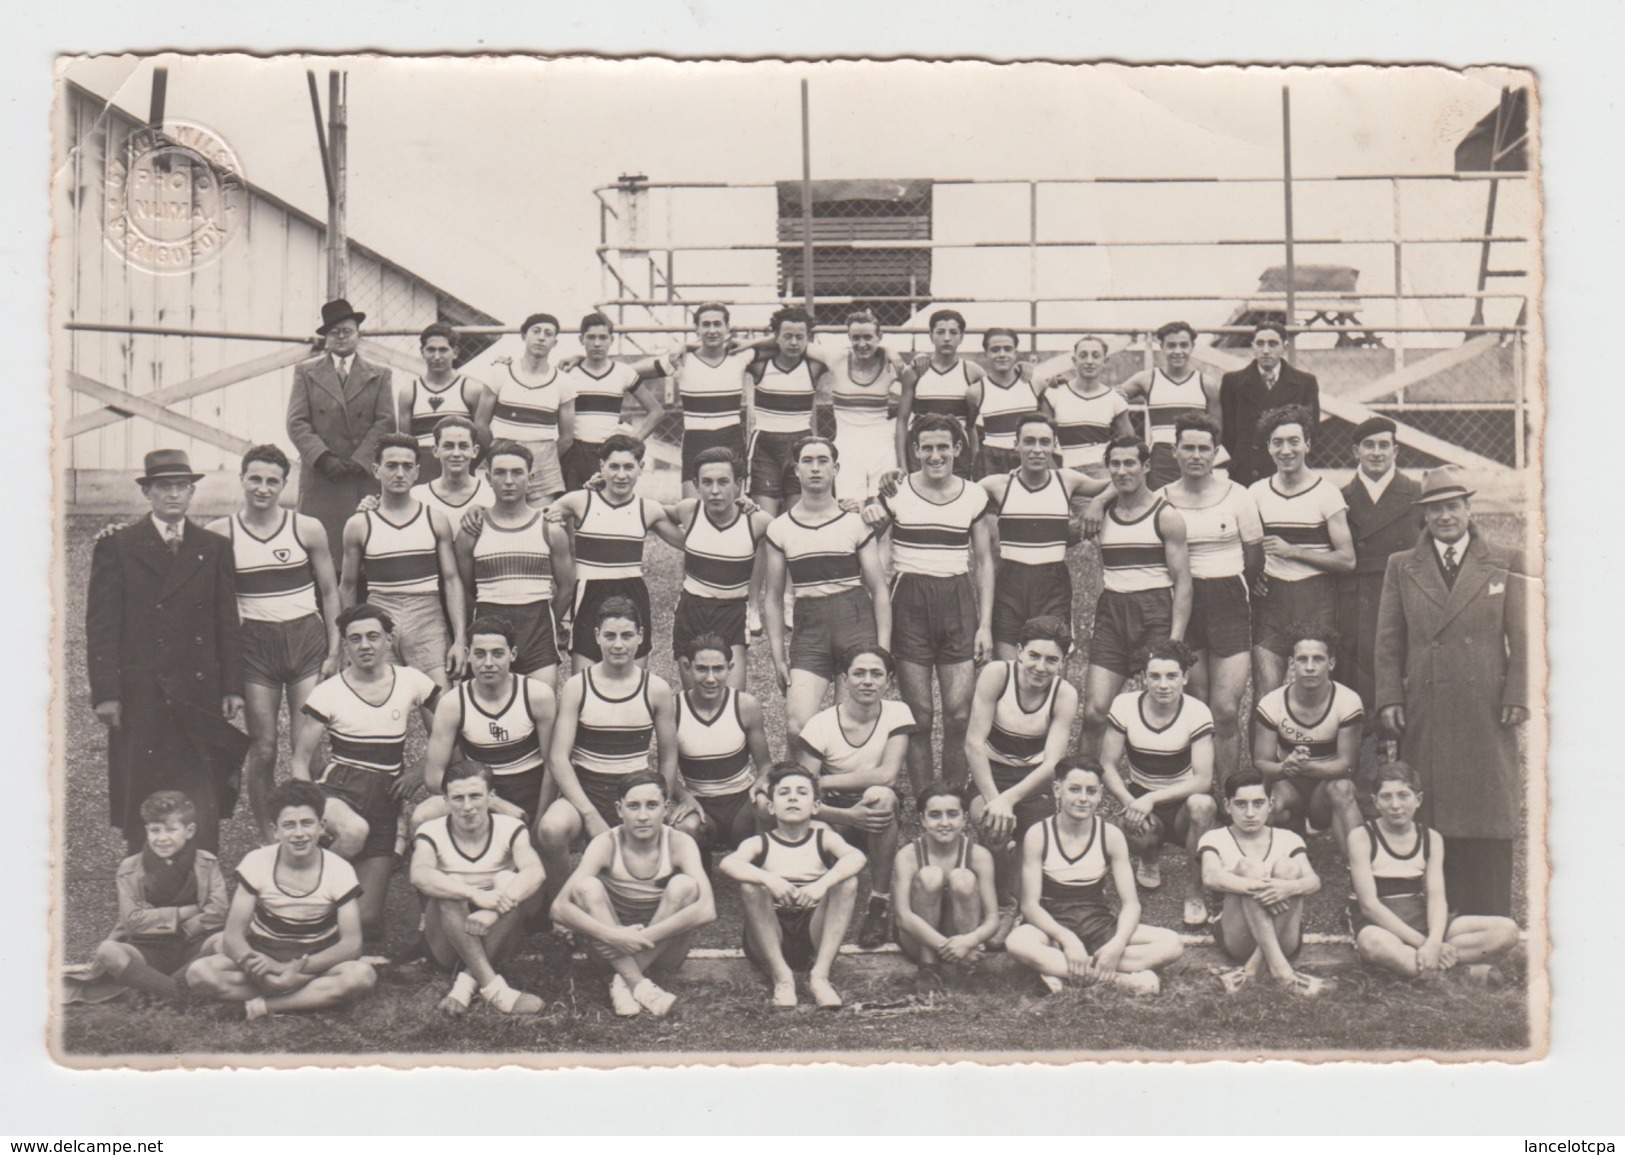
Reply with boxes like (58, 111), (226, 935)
(49, 54), (1545, 1066)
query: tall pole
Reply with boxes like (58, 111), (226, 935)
(1281, 85), (1297, 356)
(327, 71), (349, 299)
(800, 78), (815, 311)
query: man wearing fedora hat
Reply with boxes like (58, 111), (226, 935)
(86, 450), (250, 854)
(1374, 465), (1531, 918)
(287, 299), (396, 568)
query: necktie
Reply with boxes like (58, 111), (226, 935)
(1442, 544), (1459, 585)
(336, 357), (350, 386)
(164, 523), (182, 555)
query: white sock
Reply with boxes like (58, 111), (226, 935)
(447, 971), (478, 1006)
(245, 996), (268, 1021)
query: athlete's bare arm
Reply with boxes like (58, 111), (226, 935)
(545, 521), (576, 617)
(1157, 504), (1193, 642)
(857, 536), (892, 651)
(421, 692), (464, 794)
(648, 674), (683, 809)
(546, 675), (607, 837)
(338, 514), (368, 608)
(645, 497), (688, 550)
(429, 509), (469, 673)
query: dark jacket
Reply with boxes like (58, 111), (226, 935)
(286, 352), (394, 563)
(1218, 361), (1320, 488)
(1336, 469), (1424, 712)
(85, 518), (248, 833)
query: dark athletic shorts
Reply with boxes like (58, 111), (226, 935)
(474, 598), (560, 674)
(1088, 587), (1173, 677)
(984, 768), (1056, 843)
(672, 591), (748, 655)
(745, 905), (818, 973)
(1042, 892), (1118, 954)
(575, 767), (629, 827)
(789, 587), (878, 680)
(890, 572), (977, 665)
(1253, 573), (1337, 657)
(1127, 782), (1193, 846)
(124, 935), (207, 977)
(241, 614), (327, 688)
(562, 440), (604, 493)
(491, 765), (546, 826)
(1347, 892), (1454, 937)
(1186, 575), (1252, 659)
(992, 560), (1072, 647)
(317, 761), (401, 860)
(975, 444), (1022, 479)
(692, 789), (759, 850)
(1147, 442), (1181, 491)
(747, 430), (805, 502)
(682, 426), (748, 483)
(571, 577), (653, 660)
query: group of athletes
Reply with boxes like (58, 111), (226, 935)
(81, 305), (1521, 1022)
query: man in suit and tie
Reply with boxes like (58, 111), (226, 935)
(1375, 466), (1531, 918)
(286, 298), (396, 567)
(1218, 322), (1321, 488)
(86, 450), (249, 854)
(1337, 417), (1422, 719)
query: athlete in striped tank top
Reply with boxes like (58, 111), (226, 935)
(483, 314), (575, 506)
(340, 434), (467, 695)
(1079, 436), (1191, 767)
(671, 640), (773, 853)
(965, 617), (1081, 940)
(539, 596), (678, 907)
(974, 327), (1043, 476)
(660, 303), (757, 499)
(398, 322), (491, 482)
(1005, 761), (1183, 995)
(1102, 642), (1219, 927)
(824, 310), (904, 501)
(557, 312), (670, 493)
(205, 445), (344, 840)
(745, 306), (821, 511)
(1037, 336), (1133, 474)
(977, 411), (1110, 659)
(1120, 322), (1222, 490)
(891, 782), (1000, 976)
(896, 308), (983, 478)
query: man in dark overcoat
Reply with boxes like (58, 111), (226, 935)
(1218, 321), (1320, 487)
(286, 298), (395, 567)
(1336, 416), (1422, 715)
(86, 450), (249, 853)
(1375, 466), (1531, 918)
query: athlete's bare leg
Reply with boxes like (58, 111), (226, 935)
(1078, 665), (1127, 762)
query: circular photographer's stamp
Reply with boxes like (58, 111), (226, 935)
(104, 119), (248, 274)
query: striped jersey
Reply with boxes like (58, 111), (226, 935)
(457, 675), (546, 776)
(362, 505), (440, 596)
(676, 689), (753, 797)
(410, 477), (494, 524)
(749, 356), (817, 434)
(979, 375), (1043, 449)
(604, 826), (677, 910)
(764, 509), (874, 599)
(413, 813), (528, 890)
(472, 512), (553, 605)
(565, 361), (638, 443)
(230, 511), (317, 623)
(235, 845), (361, 957)
(1038, 815), (1108, 904)
(1097, 497), (1172, 594)
(1359, 820), (1431, 899)
(796, 699), (917, 782)
(912, 359), (973, 422)
(1146, 369), (1208, 446)
(675, 349), (754, 433)
(830, 355), (898, 435)
(1197, 825), (1308, 877)
(995, 471), (1071, 566)
(489, 364), (571, 442)
(303, 666), (440, 775)
(985, 661), (1062, 779)
(681, 507), (758, 600)
(573, 491), (647, 583)
(407, 376), (473, 448)
(740, 827), (840, 895)
(1049, 383), (1129, 469)
(1107, 691), (1215, 792)
(1253, 681), (1364, 765)
(1249, 474), (1347, 582)
(570, 668), (655, 777)
(1163, 481), (1261, 580)
(883, 476), (989, 578)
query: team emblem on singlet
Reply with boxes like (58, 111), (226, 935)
(489, 721), (509, 742)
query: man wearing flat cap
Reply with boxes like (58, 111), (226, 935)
(1337, 416), (1421, 718)
(1375, 466), (1531, 918)
(286, 299), (396, 567)
(86, 450), (249, 853)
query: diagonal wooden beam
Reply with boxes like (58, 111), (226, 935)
(66, 344), (315, 438)
(356, 339), (428, 378)
(67, 372), (252, 455)
(1337, 335), (1501, 405)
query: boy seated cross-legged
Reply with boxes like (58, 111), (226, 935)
(409, 763), (548, 1016)
(891, 782), (1000, 988)
(552, 772), (717, 1019)
(720, 763), (868, 1010)
(1198, 769), (1328, 997)
(1006, 759), (1183, 996)
(1348, 762), (1520, 984)
(186, 781), (377, 1019)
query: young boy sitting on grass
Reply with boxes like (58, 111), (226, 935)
(1198, 769), (1328, 997)
(1348, 762), (1520, 984)
(1005, 760), (1183, 996)
(186, 781), (377, 1020)
(891, 781), (1000, 987)
(71, 791), (228, 1004)
(720, 762), (867, 1011)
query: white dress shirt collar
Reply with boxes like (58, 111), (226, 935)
(1433, 530), (1470, 564)
(1357, 466), (1396, 503)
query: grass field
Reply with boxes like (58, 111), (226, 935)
(54, 505), (1535, 1060)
